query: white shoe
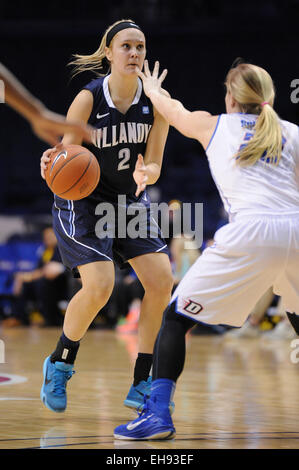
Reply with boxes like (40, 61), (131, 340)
(264, 320), (296, 340)
(225, 321), (260, 338)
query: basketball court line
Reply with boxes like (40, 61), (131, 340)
(0, 435), (110, 442)
(0, 397), (39, 401)
(1, 432), (299, 449)
(1, 431), (299, 443)
(27, 435), (299, 449)
(29, 441), (113, 449)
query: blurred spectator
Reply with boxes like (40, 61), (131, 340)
(170, 234), (200, 289)
(263, 314), (296, 339)
(115, 267), (144, 334)
(224, 287), (290, 339)
(1, 226), (68, 327)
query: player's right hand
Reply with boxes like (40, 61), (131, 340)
(40, 143), (63, 179)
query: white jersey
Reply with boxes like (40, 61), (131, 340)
(205, 113), (299, 220)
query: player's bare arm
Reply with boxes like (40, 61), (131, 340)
(0, 62), (93, 146)
(137, 60), (218, 149)
(62, 90), (94, 146)
(40, 90), (94, 179)
(133, 99), (169, 196)
(143, 102), (169, 180)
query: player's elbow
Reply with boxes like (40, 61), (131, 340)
(169, 120), (194, 139)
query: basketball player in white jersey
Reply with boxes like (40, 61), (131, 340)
(114, 60), (299, 440)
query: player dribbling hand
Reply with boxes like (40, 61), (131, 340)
(40, 143), (63, 180)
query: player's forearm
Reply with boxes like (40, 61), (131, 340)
(0, 63), (45, 122)
(147, 89), (185, 129)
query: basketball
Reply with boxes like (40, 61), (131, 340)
(44, 144), (100, 200)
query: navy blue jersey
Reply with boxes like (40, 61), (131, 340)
(52, 75), (169, 272)
(83, 74), (154, 202)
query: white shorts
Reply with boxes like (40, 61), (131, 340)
(171, 215), (299, 327)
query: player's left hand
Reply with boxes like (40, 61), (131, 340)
(136, 60), (168, 98)
(133, 154), (148, 197)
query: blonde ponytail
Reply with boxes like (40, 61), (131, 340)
(68, 19), (135, 78)
(225, 63), (282, 166)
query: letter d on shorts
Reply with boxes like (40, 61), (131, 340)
(0, 339), (5, 363)
(0, 80), (5, 104)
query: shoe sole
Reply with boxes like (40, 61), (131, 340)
(114, 430), (176, 441)
(40, 357), (66, 413)
(124, 399), (144, 411)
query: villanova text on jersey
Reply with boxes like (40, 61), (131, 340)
(92, 122), (152, 148)
(83, 75), (154, 201)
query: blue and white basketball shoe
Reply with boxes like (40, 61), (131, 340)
(115, 397), (176, 440)
(124, 376), (152, 412)
(124, 376), (175, 414)
(40, 356), (74, 412)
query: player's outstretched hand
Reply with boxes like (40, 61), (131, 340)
(31, 108), (93, 147)
(133, 154), (148, 197)
(40, 143), (63, 180)
(136, 60), (167, 98)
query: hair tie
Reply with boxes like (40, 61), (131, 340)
(261, 101), (269, 107)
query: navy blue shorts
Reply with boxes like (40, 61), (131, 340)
(52, 191), (169, 274)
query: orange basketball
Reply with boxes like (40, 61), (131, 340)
(44, 144), (100, 200)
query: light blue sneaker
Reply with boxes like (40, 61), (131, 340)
(124, 376), (175, 414)
(40, 356), (74, 413)
(114, 397), (176, 440)
(124, 376), (152, 412)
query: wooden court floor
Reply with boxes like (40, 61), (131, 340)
(0, 326), (299, 449)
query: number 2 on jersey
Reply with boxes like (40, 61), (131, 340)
(118, 148), (130, 171)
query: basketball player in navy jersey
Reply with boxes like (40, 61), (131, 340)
(114, 60), (299, 440)
(0, 62), (92, 145)
(40, 20), (174, 414)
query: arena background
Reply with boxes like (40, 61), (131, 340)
(0, 0), (299, 453)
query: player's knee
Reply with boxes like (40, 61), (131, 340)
(158, 272), (174, 296)
(144, 271), (173, 298)
(82, 279), (113, 310)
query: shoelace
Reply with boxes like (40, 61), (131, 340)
(138, 396), (172, 426)
(136, 397), (163, 426)
(137, 395), (151, 417)
(53, 370), (75, 396)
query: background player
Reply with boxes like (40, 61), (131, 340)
(40, 20), (174, 414)
(0, 62), (92, 145)
(114, 60), (299, 440)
